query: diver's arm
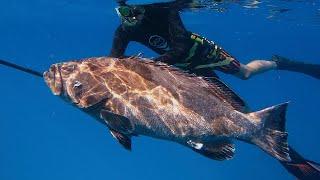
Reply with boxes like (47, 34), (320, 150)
(153, 52), (176, 63)
(110, 26), (130, 58)
(153, 47), (186, 64)
(168, 8), (189, 39)
(153, 8), (190, 64)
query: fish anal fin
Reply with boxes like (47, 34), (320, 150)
(110, 130), (131, 151)
(188, 139), (235, 161)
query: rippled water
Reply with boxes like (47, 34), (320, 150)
(184, 0), (320, 27)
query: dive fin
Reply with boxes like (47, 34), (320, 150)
(272, 55), (320, 80)
(110, 130), (132, 151)
(249, 102), (290, 161)
(280, 147), (320, 180)
(187, 139), (235, 161)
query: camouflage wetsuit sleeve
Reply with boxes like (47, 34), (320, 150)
(153, 8), (191, 63)
(185, 34), (242, 75)
(110, 26), (130, 58)
(213, 48), (241, 74)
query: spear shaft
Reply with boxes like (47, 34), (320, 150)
(0, 59), (43, 78)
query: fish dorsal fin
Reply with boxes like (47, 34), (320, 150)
(125, 58), (249, 112)
(203, 77), (249, 113)
(128, 52), (144, 59)
(187, 139), (235, 161)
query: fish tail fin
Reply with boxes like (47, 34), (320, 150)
(249, 102), (290, 161)
(280, 147), (320, 180)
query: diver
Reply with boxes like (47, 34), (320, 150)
(110, 0), (320, 80)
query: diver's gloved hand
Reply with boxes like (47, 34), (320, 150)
(272, 55), (320, 79)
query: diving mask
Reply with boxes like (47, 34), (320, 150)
(115, 5), (145, 27)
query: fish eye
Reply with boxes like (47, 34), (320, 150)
(73, 80), (82, 89)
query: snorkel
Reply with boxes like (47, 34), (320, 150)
(115, 2), (145, 27)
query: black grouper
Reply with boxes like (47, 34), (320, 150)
(44, 56), (290, 162)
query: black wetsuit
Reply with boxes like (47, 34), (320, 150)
(110, 2), (240, 77)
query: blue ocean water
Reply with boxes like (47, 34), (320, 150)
(0, 0), (319, 179)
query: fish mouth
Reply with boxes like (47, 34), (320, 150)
(44, 64), (63, 96)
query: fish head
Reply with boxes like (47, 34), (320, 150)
(43, 63), (66, 96)
(44, 59), (112, 108)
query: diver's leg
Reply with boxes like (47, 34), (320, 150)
(208, 47), (275, 80)
(272, 55), (320, 79)
(235, 60), (277, 80)
(236, 56), (320, 80)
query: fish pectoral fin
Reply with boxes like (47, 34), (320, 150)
(110, 130), (132, 151)
(187, 140), (235, 161)
(100, 109), (133, 134)
(100, 110), (134, 151)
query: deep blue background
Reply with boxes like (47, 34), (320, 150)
(0, 0), (319, 179)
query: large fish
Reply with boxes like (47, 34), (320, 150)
(43, 56), (291, 162)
